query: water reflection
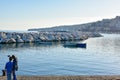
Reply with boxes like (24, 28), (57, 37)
(0, 41), (85, 51)
(0, 42), (61, 50)
(85, 34), (120, 56)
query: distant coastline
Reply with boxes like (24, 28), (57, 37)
(28, 16), (120, 34)
(0, 30), (37, 33)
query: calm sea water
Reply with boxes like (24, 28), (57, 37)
(0, 34), (120, 75)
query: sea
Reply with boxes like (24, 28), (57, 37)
(0, 33), (120, 76)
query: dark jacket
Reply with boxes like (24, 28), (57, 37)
(5, 61), (13, 73)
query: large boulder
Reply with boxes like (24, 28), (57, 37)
(26, 33), (34, 42)
(16, 38), (24, 43)
(0, 32), (7, 39)
(21, 33), (27, 41)
(0, 38), (16, 43)
(8, 38), (16, 43)
(0, 38), (8, 43)
(6, 33), (13, 39)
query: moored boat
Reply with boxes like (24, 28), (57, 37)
(63, 43), (86, 48)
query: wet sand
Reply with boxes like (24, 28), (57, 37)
(1, 75), (120, 80)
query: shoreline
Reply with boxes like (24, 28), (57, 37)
(1, 75), (120, 80)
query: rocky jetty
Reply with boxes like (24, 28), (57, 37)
(0, 31), (102, 44)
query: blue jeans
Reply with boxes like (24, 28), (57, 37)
(7, 73), (12, 80)
(13, 71), (17, 80)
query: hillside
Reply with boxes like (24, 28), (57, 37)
(28, 16), (120, 33)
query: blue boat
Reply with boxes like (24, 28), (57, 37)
(77, 43), (86, 48)
(63, 43), (86, 48)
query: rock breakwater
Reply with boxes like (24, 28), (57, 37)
(0, 31), (102, 44)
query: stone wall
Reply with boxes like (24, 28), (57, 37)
(0, 31), (102, 44)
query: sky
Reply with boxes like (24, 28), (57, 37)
(0, 0), (120, 30)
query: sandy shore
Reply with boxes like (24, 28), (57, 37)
(1, 75), (120, 80)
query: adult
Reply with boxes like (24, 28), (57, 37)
(5, 57), (13, 80)
(12, 55), (18, 80)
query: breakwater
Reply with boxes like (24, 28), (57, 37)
(0, 31), (102, 44)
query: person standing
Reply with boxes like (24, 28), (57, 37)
(12, 55), (18, 80)
(5, 57), (13, 80)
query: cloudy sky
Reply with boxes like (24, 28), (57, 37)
(0, 0), (120, 30)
